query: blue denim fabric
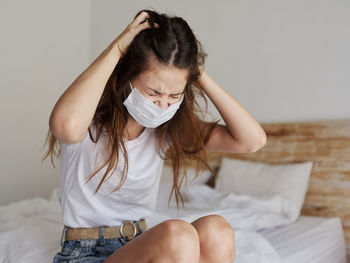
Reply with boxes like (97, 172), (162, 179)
(53, 221), (144, 263)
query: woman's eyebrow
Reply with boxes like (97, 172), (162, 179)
(148, 87), (185, 95)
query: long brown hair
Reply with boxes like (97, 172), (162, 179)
(41, 8), (219, 209)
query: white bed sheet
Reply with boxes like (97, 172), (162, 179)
(258, 215), (346, 263)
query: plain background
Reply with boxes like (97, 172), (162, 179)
(0, 0), (349, 205)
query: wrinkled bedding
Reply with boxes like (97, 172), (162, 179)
(0, 184), (345, 263)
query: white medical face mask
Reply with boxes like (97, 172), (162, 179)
(123, 81), (184, 128)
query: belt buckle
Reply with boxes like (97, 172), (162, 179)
(120, 220), (137, 240)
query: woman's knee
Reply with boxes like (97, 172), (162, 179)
(192, 215), (235, 260)
(195, 214), (235, 240)
(154, 219), (200, 261)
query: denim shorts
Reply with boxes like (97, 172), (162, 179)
(53, 222), (144, 263)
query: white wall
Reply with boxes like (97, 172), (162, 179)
(90, 0), (350, 124)
(0, 0), (91, 205)
(1, 0), (349, 205)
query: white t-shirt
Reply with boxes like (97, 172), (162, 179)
(59, 123), (169, 228)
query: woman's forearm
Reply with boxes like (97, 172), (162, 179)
(49, 39), (122, 143)
(198, 70), (267, 152)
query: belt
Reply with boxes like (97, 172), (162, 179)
(64, 219), (147, 242)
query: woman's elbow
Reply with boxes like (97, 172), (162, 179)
(248, 133), (267, 153)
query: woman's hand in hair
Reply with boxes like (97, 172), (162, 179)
(112, 11), (159, 57)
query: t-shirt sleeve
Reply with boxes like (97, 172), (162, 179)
(60, 129), (90, 152)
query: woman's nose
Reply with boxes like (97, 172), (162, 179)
(154, 98), (170, 110)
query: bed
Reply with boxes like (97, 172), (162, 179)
(0, 119), (348, 262)
(259, 215), (345, 263)
(159, 118), (349, 262)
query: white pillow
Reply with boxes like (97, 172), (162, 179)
(214, 158), (313, 216)
(160, 164), (212, 185)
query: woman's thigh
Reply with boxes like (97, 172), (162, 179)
(103, 219), (200, 263)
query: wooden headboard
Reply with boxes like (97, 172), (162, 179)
(165, 119), (350, 260)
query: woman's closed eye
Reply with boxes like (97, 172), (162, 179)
(148, 91), (180, 99)
(147, 90), (160, 96)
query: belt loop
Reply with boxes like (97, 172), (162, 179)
(99, 226), (105, 245)
(136, 220), (143, 234)
(60, 225), (68, 247)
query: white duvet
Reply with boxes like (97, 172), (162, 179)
(148, 182), (302, 263)
(0, 183), (301, 263)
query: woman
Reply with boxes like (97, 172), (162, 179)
(43, 9), (266, 263)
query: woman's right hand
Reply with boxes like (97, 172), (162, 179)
(113, 11), (159, 57)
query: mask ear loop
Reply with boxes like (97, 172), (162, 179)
(123, 86), (127, 100)
(176, 92), (185, 105)
(123, 81), (133, 100)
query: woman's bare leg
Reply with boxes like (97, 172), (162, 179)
(190, 214), (235, 263)
(104, 219), (200, 263)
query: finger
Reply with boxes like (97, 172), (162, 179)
(128, 21), (150, 36)
(142, 20), (160, 29)
(137, 20), (159, 32)
(138, 21), (151, 29)
(140, 21), (156, 31)
(132, 11), (150, 26)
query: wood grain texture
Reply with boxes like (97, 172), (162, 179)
(164, 119), (350, 260)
